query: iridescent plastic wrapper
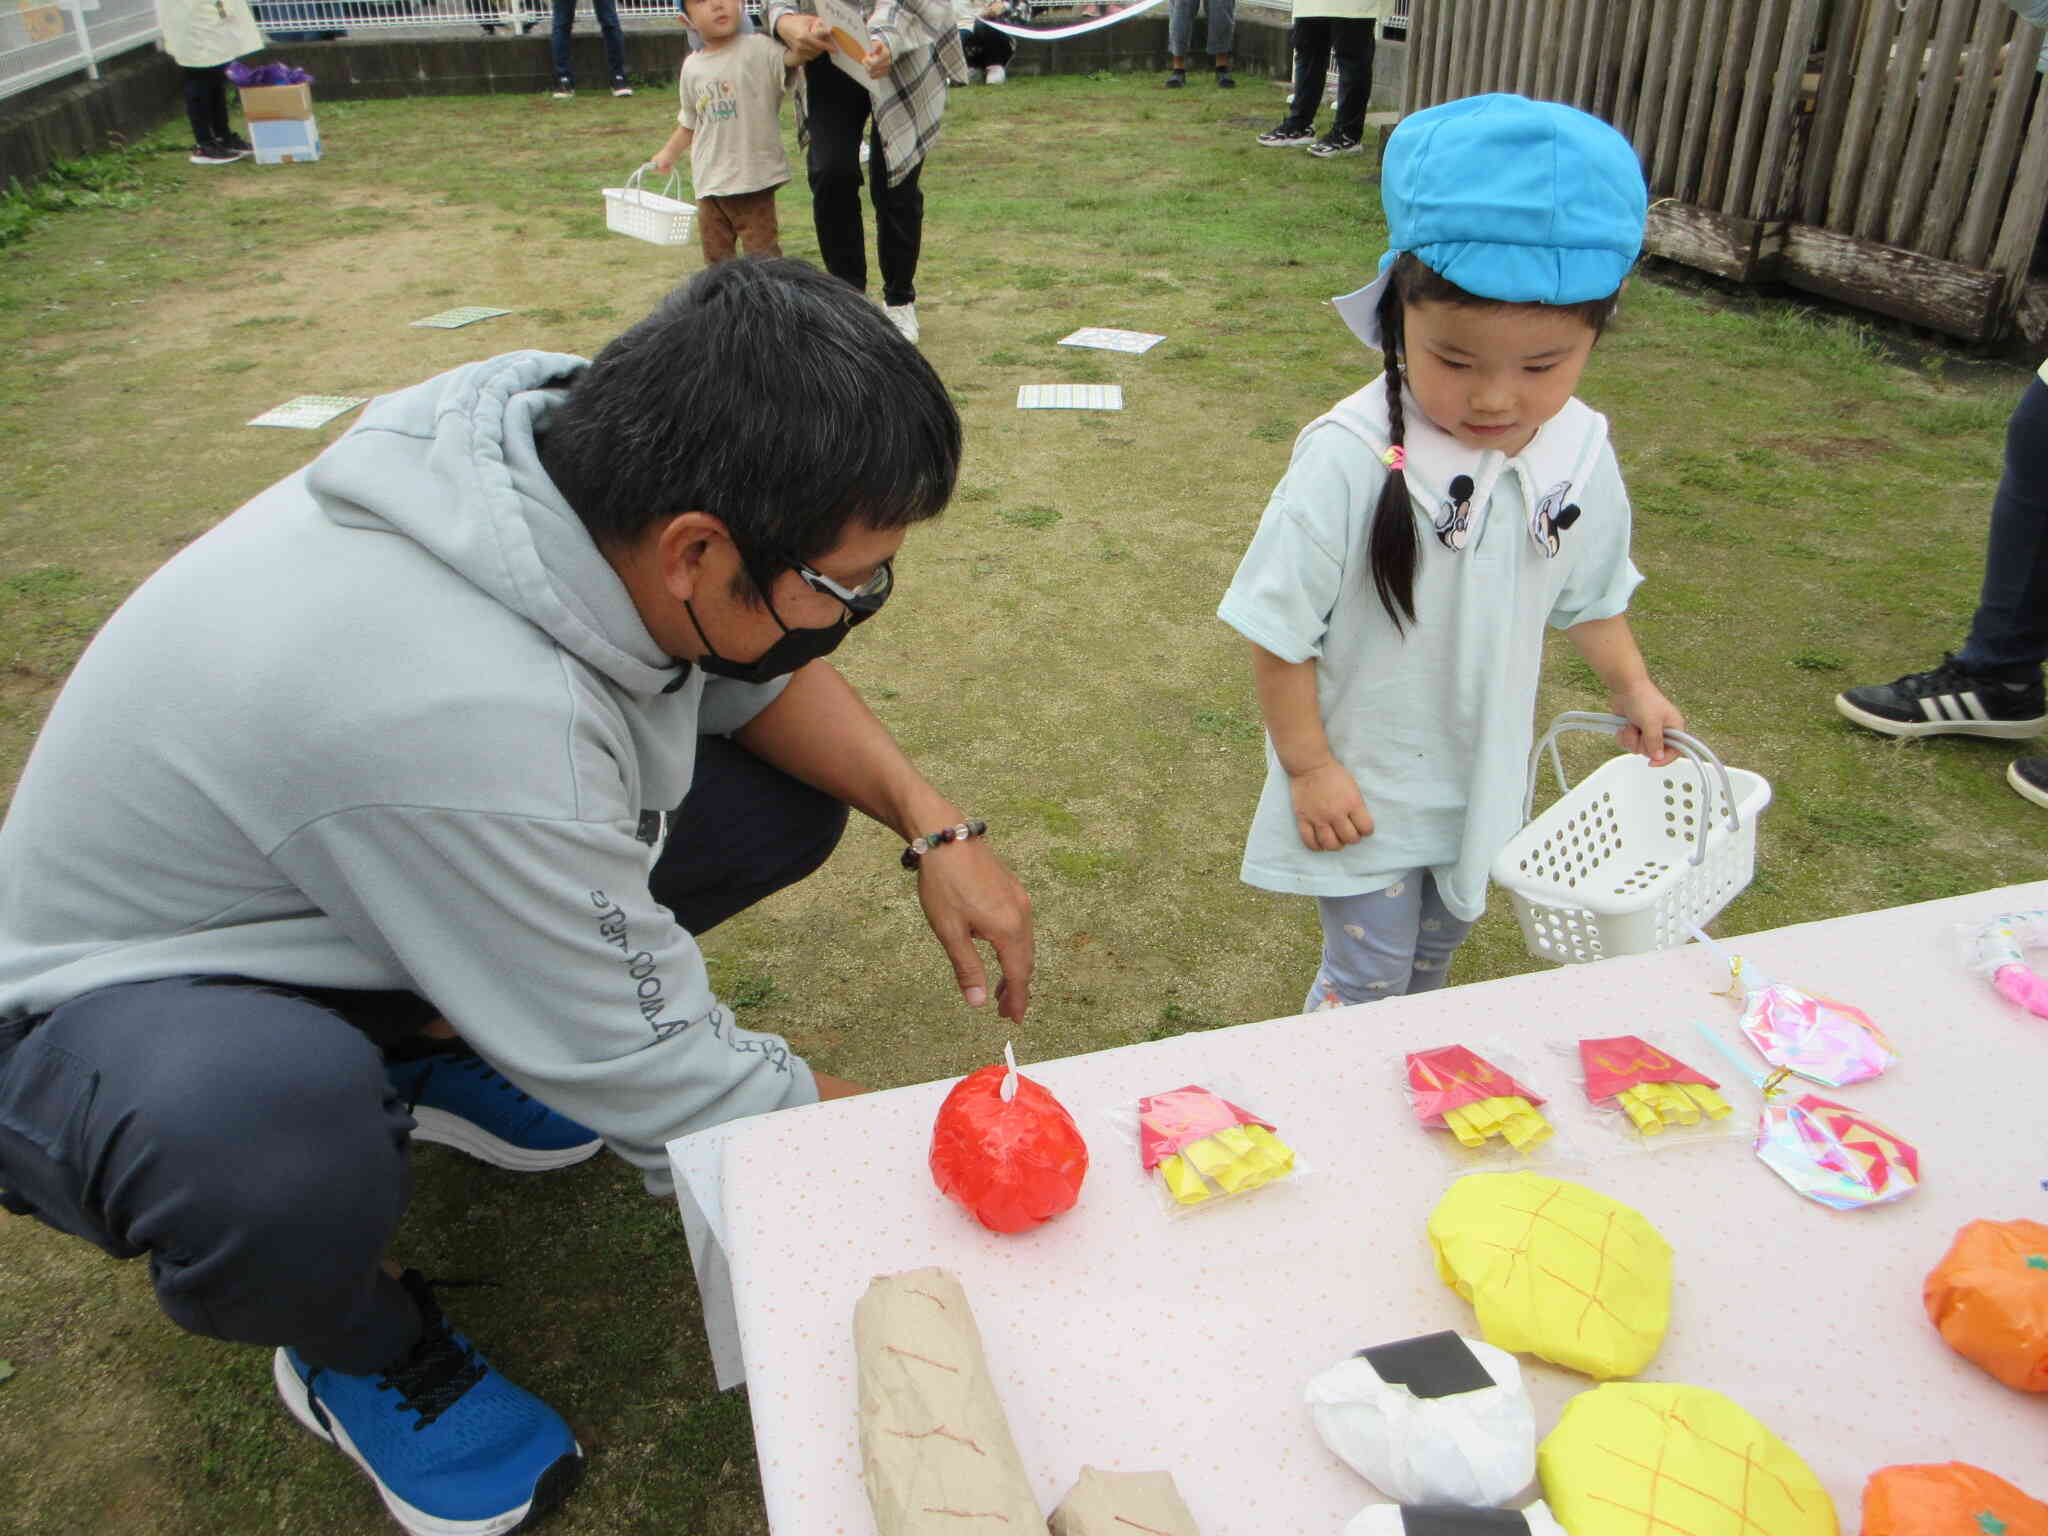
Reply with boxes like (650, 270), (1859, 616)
(1962, 908), (2048, 1019)
(1723, 955), (1898, 1087)
(1695, 1022), (1921, 1211)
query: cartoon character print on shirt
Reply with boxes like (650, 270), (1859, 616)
(1434, 473), (1477, 551)
(692, 77), (742, 125)
(1532, 481), (1582, 558)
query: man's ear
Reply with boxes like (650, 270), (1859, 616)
(652, 511), (729, 604)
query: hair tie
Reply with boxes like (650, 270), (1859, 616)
(1381, 446), (1406, 472)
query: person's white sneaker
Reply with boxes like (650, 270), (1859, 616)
(985, 63), (1007, 83)
(884, 303), (920, 344)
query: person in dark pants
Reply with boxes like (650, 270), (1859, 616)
(768, 0), (968, 345)
(154, 0), (262, 162)
(1256, 0), (1383, 157)
(0, 259), (1035, 1535)
(1835, 367), (2048, 809)
(549, 0), (632, 94)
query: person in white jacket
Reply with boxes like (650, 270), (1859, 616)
(154, 0), (263, 163)
(0, 258), (1035, 1535)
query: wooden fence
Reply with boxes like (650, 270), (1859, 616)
(1400, 0), (2048, 343)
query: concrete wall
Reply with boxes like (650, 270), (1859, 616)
(1, 44), (184, 193)
(0, 15), (1406, 191)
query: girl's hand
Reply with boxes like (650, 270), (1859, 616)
(650, 148), (676, 174)
(1289, 761), (1373, 851)
(1611, 683), (1685, 766)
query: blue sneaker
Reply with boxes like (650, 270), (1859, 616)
(273, 1271), (582, 1535)
(387, 1045), (602, 1172)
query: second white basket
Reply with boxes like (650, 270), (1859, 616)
(1491, 712), (1773, 965)
(602, 165), (697, 247)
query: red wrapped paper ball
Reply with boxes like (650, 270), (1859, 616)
(929, 1063), (1089, 1234)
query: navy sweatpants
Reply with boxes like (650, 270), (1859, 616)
(0, 735), (847, 1372)
(1955, 375), (2048, 679)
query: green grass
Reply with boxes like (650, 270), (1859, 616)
(3, 72), (2047, 1536)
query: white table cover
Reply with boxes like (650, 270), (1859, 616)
(669, 882), (2048, 1533)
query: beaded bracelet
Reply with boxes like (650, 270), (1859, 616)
(901, 818), (989, 870)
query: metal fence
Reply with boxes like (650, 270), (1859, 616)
(2, 0), (162, 101)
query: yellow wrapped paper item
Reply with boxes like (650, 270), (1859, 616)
(1540, 1383), (1837, 1536)
(1427, 1172), (1672, 1379)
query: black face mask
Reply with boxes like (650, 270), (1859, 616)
(681, 589), (858, 685)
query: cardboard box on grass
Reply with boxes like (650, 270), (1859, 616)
(239, 82), (314, 121)
(249, 117), (322, 164)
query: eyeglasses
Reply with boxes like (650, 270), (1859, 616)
(786, 555), (894, 617)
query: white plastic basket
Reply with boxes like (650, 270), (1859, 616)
(1491, 712), (1773, 965)
(602, 165), (697, 247)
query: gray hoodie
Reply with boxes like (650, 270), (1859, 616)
(0, 351), (817, 1192)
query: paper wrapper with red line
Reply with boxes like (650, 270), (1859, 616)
(1137, 1085), (1295, 1205)
(1579, 1034), (1732, 1134)
(1406, 1045), (1551, 1150)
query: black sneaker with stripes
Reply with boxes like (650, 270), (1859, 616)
(1835, 654), (2047, 740)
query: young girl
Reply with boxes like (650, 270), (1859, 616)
(1218, 93), (1685, 1012)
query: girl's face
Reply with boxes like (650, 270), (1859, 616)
(1400, 298), (1602, 458)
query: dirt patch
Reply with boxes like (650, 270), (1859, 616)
(1762, 433), (1889, 463)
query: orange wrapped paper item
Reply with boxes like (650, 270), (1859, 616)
(1923, 1218), (2048, 1393)
(1863, 1462), (2048, 1536)
(930, 1046), (1088, 1235)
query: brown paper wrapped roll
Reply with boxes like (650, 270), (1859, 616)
(855, 1268), (1044, 1534)
(1050, 1466), (1201, 1535)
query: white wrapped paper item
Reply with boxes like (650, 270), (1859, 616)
(855, 1268), (1043, 1535)
(1050, 1465), (1201, 1535)
(1345, 1499), (1569, 1536)
(1306, 1331), (1535, 1505)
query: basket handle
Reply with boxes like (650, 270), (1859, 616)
(1520, 711), (1740, 869)
(622, 162), (685, 204)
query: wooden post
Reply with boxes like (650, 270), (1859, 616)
(1826, 0), (1900, 232)
(1885, 0), (1981, 247)
(1750, 0), (1823, 219)
(1515, 0), (1544, 99)
(1723, 0), (1789, 216)
(1592, 0), (1635, 123)
(1798, 0), (1867, 225)
(1570, 0), (1604, 109)
(1956, 12), (2037, 267)
(1673, 0), (1730, 205)
(1854, 0), (1937, 242)
(1916, 0), (2013, 259)
(1611, 0), (1656, 144)
(1701, 0), (1761, 210)
(1632, 0), (1680, 177)
(1989, 66), (2048, 312)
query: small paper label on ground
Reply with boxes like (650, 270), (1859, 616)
(247, 395), (369, 430)
(1059, 327), (1165, 353)
(410, 306), (513, 329)
(1017, 384), (1125, 411)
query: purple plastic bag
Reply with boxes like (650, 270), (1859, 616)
(228, 61), (315, 87)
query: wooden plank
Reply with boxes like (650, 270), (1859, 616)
(1570, 0), (1604, 109)
(1552, 0), (1587, 101)
(1957, 11), (2037, 265)
(1592, 0), (1633, 122)
(1724, 0), (1790, 216)
(1651, 0), (1709, 194)
(1700, 0), (1760, 210)
(1778, 222), (2004, 340)
(1612, 0), (1656, 143)
(1826, 0), (1900, 230)
(1453, 0), (1483, 103)
(1989, 68), (2048, 309)
(1471, 0), (1502, 94)
(1643, 199), (1769, 280)
(1885, 0), (1979, 246)
(1632, 0), (1680, 176)
(1400, 0), (1424, 113)
(1750, 0), (1824, 219)
(1855, 0), (1937, 241)
(1916, 0), (2013, 259)
(1799, 0), (1870, 224)
(1514, 0), (1543, 99)
(1674, 0), (1730, 205)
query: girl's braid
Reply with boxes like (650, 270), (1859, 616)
(1367, 283), (1420, 631)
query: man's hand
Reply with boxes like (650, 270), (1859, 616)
(1289, 759), (1373, 851)
(813, 1071), (866, 1100)
(916, 838), (1034, 1021)
(775, 11), (832, 60)
(862, 40), (892, 76)
(1610, 682), (1685, 767)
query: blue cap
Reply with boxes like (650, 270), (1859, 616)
(1333, 94), (1647, 348)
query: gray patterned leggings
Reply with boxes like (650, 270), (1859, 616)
(1305, 869), (1476, 1011)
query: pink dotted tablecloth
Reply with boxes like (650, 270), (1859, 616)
(669, 882), (2048, 1533)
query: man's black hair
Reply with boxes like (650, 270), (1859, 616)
(539, 258), (961, 602)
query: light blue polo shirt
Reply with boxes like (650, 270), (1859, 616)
(1217, 378), (1642, 921)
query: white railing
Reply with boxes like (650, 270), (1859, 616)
(2, 0), (162, 103)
